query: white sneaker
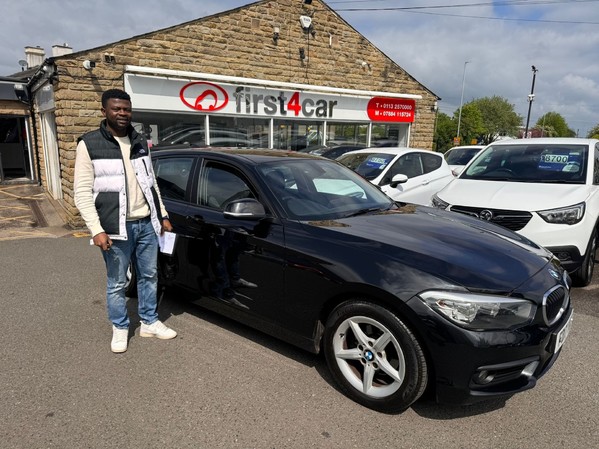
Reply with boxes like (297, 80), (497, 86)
(140, 320), (177, 340)
(111, 326), (129, 353)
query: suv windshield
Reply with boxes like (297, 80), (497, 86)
(461, 143), (588, 184)
(337, 152), (395, 180)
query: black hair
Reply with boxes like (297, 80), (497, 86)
(101, 89), (131, 107)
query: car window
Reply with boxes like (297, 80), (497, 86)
(337, 152), (394, 180)
(421, 153), (443, 173)
(388, 153), (423, 179)
(153, 157), (194, 201)
(462, 143), (588, 184)
(445, 147), (481, 165)
(198, 163), (255, 210)
(256, 159), (392, 220)
(594, 145), (599, 185)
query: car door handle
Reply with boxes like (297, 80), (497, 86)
(421, 179), (430, 185)
(186, 215), (204, 224)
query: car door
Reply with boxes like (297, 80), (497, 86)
(152, 154), (194, 288)
(380, 152), (451, 205)
(180, 157), (287, 319)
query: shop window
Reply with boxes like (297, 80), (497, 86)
(371, 123), (409, 147)
(132, 112), (205, 147)
(273, 120), (323, 151)
(208, 116), (270, 148)
(326, 123), (368, 146)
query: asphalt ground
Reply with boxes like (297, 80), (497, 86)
(0, 183), (598, 448)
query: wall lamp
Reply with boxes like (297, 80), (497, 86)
(83, 60), (96, 70)
(13, 83), (29, 104)
(273, 26), (280, 44)
(431, 101), (438, 112)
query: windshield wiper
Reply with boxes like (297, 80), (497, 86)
(343, 206), (383, 218)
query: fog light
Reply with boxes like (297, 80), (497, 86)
(474, 369), (495, 385)
(554, 252), (572, 261)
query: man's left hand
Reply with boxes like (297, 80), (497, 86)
(161, 218), (173, 235)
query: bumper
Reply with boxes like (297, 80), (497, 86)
(545, 245), (583, 273)
(407, 298), (573, 405)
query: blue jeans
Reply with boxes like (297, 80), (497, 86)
(101, 217), (159, 329)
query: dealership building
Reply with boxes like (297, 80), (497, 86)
(0, 0), (439, 228)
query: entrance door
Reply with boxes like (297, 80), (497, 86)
(39, 112), (62, 199)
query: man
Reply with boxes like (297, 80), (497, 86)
(74, 88), (176, 353)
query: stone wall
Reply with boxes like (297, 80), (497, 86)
(46, 0), (438, 227)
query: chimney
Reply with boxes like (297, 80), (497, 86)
(25, 46), (45, 68)
(52, 43), (73, 57)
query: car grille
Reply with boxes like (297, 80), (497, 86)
(449, 206), (532, 231)
(543, 285), (569, 326)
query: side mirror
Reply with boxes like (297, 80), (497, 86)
(224, 198), (266, 220)
(389, 174), (408, 188)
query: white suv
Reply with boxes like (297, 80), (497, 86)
(432, 138), (599, 286)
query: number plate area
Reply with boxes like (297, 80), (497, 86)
(549, 309), (574, 354)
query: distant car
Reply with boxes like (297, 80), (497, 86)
(433, 137), (599, 286)
(140, 147), (571, 413)
(444, 145), (485, 176)
(337, 147), (454, 205)
(321, 144), (367, 159)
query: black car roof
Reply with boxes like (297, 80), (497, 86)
(150, 146), (323, 163)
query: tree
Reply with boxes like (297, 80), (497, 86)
(535, 112), (575, 137)
(433, 112), (455, 153)
(587, 123), (599, 139)
(452, 103), (484, 146)
(470, 96), (522, 144)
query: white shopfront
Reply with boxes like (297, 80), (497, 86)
(124, 66), (422, 150)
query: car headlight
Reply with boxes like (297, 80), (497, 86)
(431, 194), (449, 209)
(419, 291), (535, 330)
(537, 202), (585, 225)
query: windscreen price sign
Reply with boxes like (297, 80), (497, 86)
(367, 97), (415, 123)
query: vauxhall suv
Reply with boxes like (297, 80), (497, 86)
(433, 138), (599, 286)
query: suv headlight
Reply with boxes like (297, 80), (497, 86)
(537, 202), (585, 225)
(420, 291), (535, 330)
(431, 194), (449, 209)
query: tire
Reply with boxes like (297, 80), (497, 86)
(323, 300), (428, 413)
(124, 263), (137, 298)
(572, 228), (597, 287)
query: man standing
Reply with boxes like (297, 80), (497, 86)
(74, 88), (176, 353)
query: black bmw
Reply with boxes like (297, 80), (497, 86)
(146, 147), (572, 413)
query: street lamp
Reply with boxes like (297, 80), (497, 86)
(456, 61), (470, 143)
(524, 65), (538, 138)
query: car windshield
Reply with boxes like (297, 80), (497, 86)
(445, 147), (481, 165)
(337, 152), (395, 180)
(257, 159), (395, 220)
(460, 143), (588, 184)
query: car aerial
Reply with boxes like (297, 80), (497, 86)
(336, 147), (454, 205)
(433, 137), (599, 287)
(133, 146), (573, 413)
(444, 144), (485, 176)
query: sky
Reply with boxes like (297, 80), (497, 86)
(1, 0), (598, 137)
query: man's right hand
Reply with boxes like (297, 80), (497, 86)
(93, 232), (113, 251)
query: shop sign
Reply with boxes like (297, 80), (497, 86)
(126, 73), (418, 122)
(366, 97), (415, 122)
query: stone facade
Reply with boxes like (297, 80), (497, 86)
(32, 0), (438, 228)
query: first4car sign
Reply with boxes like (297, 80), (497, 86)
(124, 73), (417, 123)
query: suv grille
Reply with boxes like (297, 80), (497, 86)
(543, 285), (569, 326)
(449, 206), (532, 231)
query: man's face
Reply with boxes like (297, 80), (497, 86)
(102, 98), (132, 136)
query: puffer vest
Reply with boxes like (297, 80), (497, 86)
(78, 121), (164, 240)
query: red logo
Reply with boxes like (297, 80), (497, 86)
(180, 82), (229, 112)
(367, 97), (415, 123)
